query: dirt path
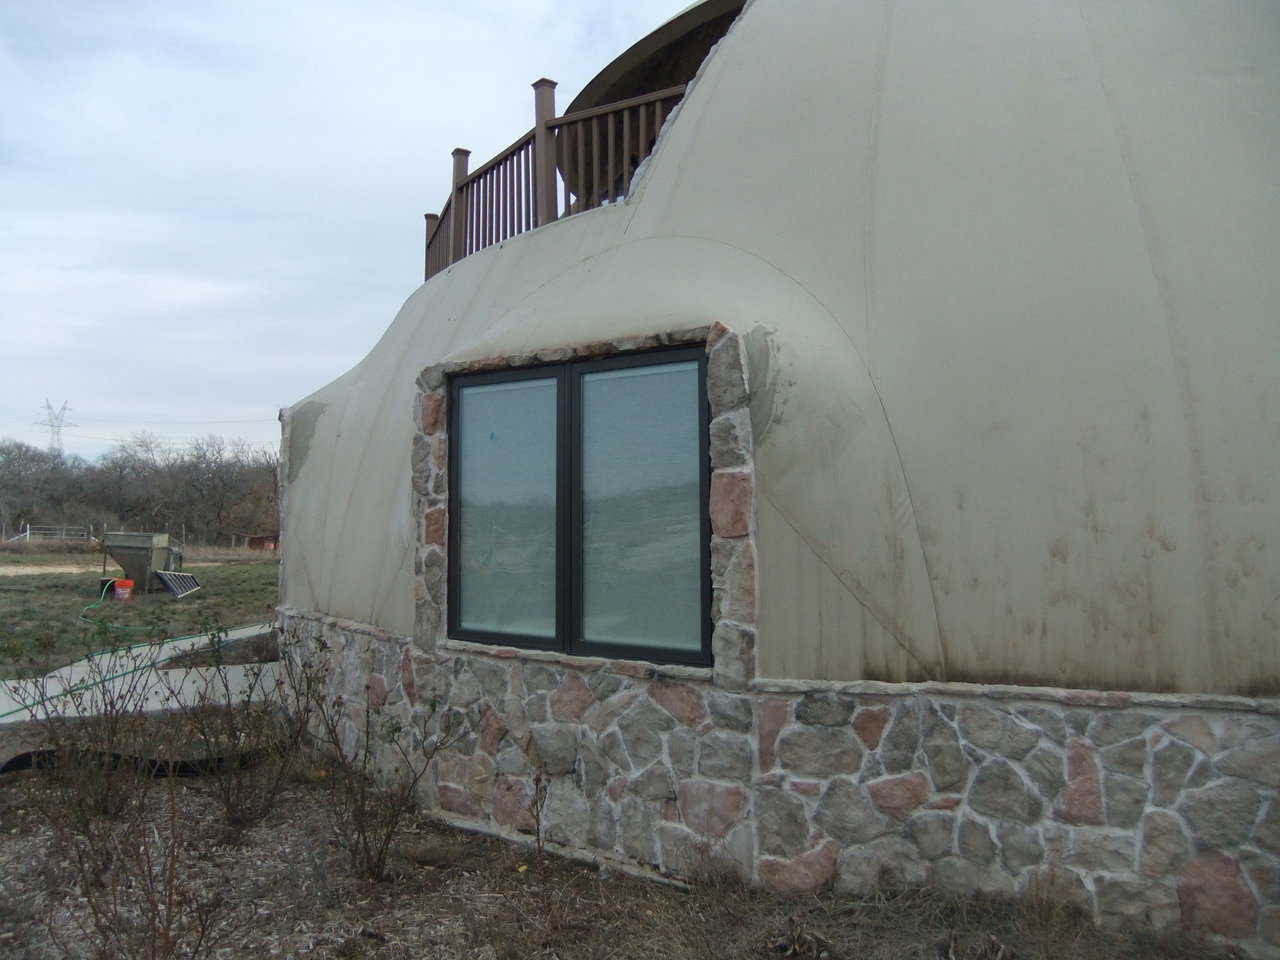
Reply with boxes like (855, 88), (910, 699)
(0, 562), (221, 577)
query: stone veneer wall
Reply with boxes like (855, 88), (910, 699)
(277, 325), (1280, 958)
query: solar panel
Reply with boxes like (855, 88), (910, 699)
(156, 570), (202, 599)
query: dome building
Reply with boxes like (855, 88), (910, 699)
(280, 1), (1280, 948)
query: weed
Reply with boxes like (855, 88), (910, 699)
(160, 623), (312, 829)
(528, 769), (549, 863)
(50, 774), (230, 960)
(283, 630), (457, 881)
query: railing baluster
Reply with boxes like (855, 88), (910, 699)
(656, 97), (666, 134)
(622, 107), (632, 195)
(505, 158), (511, 240)
(590, 116), (601, 210)
(607, 113), (616, 203)
(525, 142), (534, 229)
(483, 172), (492, 249)
(561, 128), (571, 217)
(515, 148), (522, 232)
(471, 181), (480, 255)
(574, 120), (585, 214)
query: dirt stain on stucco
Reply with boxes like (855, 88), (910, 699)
(744, 324), (778, 445)
(287, 400), (328, 485)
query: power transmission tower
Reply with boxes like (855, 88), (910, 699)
(35, 399), (76, 453)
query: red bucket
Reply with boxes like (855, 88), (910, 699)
(113, 579), (135, 600)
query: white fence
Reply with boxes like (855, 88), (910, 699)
(3, 522), (96, 544)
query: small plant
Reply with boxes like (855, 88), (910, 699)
(51, 772), (229, 960)
(6, 626), (233, 960)
(7, 626), (157, 835)
(283, 630), (456, 881)
(161, 622), (314, 829)
(528, 769), (549, 863)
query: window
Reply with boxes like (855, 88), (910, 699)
(447, 347), (711, 665)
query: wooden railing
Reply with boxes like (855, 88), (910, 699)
(424, 80), (687, 280)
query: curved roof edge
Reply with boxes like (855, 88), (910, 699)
(566, 0), (744, 114)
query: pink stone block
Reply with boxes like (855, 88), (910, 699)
(757, 840), (839, 895)
(365, 674), (387, 709)
(649, 680), (708, 727)
(1055, 738), (1104, 826)
(709, 470), (753, 538)
(421, 392), (446, 435)
(550, 672), (595, 722)
(868, 772), (931, 820)
(678, 780), (748, 837)
(479, 707), (507, 756)
(422, 507), (447, 546)
(492, 777), (535, 832)
(853, 706), (891, 750)
(1179, 852), (1259, 939)
(756, 699), (789, 773)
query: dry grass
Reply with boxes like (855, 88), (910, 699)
(0, 543), (100, 564)
(0, 770), (1240, 960)
(182, 545), (278, 563)
(0, 561), (278, 677)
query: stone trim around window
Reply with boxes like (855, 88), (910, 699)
(410, 322), (758, 688)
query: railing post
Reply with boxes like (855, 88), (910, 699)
(449, 148), (470, 264)
(424, 213), (439, 280)
(532, 78), (557, 227)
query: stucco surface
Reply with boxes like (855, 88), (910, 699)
(283, 0), (1280, 694)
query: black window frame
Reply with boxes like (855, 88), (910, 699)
(446, 346), (713, 667)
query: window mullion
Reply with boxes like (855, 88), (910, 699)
(557, 364), (578, 654)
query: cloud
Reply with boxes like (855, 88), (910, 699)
(0, 0), (695, 459)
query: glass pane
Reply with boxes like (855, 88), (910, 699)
(457, 377), (556, 638)
(581, 360), (702, 651)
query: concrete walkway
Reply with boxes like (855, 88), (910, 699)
(0, 623), (278, 771)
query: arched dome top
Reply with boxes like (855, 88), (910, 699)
(566, 0), (743, 114)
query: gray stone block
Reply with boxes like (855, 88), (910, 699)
(1016, 706), (1067, 745)
(1179, 779), (1262, 849)
(778, 726), (863, 777)
(836, 837), (928, 894)
(530, 723), (577, 776)
(968, 760), (1042, 823)
(795, 692), (855, 726)
(958, 705), (1039, 760)
(1100, 737), (1148, 778)
(1088, 712), (1157, 747)
(998, 823), (1044, 872)
(620, 797), (658, 863)
(813, 778), (890, 845)
(1140, 810), (1191, 877)
(756, 786), (810, 857)
(707, 692), (753, 732)
(698, 730), (753, 782)
(908, 811), (955, 860)
(1023, 745), (1065, 802)
(617, 698), (677, 768)
(958, 816), (997, 864)
(630, 763), (676, 801)
(1104, 772), (1148, 828)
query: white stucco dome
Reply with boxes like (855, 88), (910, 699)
(282, 0), (1280, 694)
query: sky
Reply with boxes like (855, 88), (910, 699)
(0, 0), (696, 461)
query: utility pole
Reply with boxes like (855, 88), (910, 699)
(35, 399), (76, 453)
